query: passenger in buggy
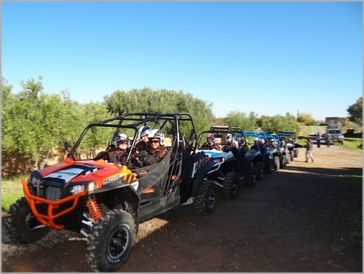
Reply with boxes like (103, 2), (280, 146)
(239, 138), (248, 150)
(136, 125), (152, 153)
(134, 129), (170, 177)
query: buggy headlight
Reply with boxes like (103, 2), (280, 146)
(70, 185), (85, 195)
(87, 182), (96, 193)
(28, 175), (39, 187)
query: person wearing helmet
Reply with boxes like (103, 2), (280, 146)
(250, 137), (259, 150)
(142, 129), (169, 166)
(200, 133), (220, 150)
(94, 133), (131, 165)
(259, 138), (267, 153)
(222, 133), (233, 151)
(281, 140), (286, 148)
(268, 139), (276, 148)
(250, 137), (266, 153)
(136, 125), (152, 152)
(232, 140), (239, 148)
(238, 137), (251, 162)
(110, 133), (131, 165)
(239, 138), (248, 150)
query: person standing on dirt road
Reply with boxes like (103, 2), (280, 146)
(325, 133), (332, 148)
(305, 138), (314, 163)
(316, 132), (322, 148)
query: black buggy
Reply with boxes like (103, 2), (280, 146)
(197, 126), (257, 200)
(4, 112), (218, 272)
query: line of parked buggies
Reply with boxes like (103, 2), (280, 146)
(4, 112), (300, 272)
(196, 126), (300, 201)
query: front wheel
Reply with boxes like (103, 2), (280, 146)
(290, 150), (294, 161)
(280, 155), (286, 169)
(244, 163), (256, 187)
(285, 154), (291, 164)
(254, 161), (264, 181)
(194, 180), (217, 215)
(273, 156), (280, 171)
(264, 159), (274, 174)
(223, 171), (240, 199)
(4, 197), (51, 244)
(86, 209), (137, 272)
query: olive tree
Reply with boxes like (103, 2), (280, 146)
(347, 97), (362, 125)
(259, 113), (300, 135)
(224, 111), (259, 131)
(2, 77), (85, 170)
(104, 87), (214, 136)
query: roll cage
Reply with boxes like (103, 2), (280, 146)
(67, 112), (198, 164)
(197, 126), (245, 147)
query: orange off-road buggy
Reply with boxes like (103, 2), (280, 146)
(4, 112), (218, 272)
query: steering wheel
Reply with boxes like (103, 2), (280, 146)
(129, 152), (146, 168)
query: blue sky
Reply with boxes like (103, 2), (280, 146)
(2, 1), (362, 121)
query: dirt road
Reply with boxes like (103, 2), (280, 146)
(2, 145), (362, 272)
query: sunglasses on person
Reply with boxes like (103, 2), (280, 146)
(117, 141), (128, 144)
(151, 139), (160, 143)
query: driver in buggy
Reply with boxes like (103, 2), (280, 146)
(200, 133), (221, 150)
(267, 139), (278, 149)
(251, 137), (266, 151)
(222, 134), (234, 151)
(94, 133), (132, 166)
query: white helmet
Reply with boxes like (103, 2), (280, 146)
(225, 133), (232, 143)
(139, 125), (152, 138)
(148, 129), (165, 145)
(115, 133), (130, 144)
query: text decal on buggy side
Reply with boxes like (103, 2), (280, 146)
(103, 174), (122, 185)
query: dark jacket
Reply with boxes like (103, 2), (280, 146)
(143, 145), (169, 166)
(106, 148), (130, 165)
(136, 141), (150, 152)
(200, 141), (220, 150)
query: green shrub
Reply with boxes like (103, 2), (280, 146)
(2, 175), (25, 212)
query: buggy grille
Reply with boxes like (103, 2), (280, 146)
(39, 179), (65, 201)
(45, 186), (62, 201)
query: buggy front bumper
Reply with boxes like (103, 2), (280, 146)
(21, 178), (86, 230)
